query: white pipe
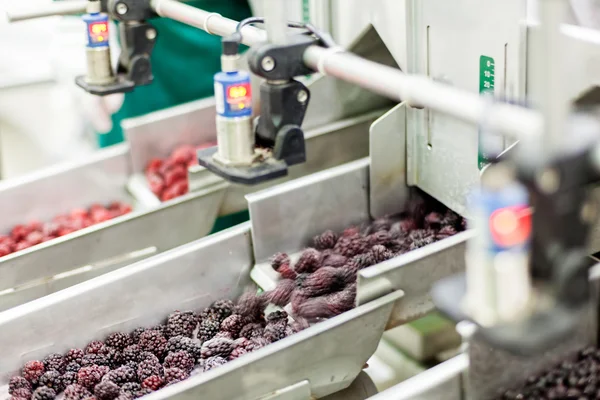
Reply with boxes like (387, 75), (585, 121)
(6, 1), (88, 22)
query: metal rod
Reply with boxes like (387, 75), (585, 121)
(6, 1), (88, 22)
(263, 0), (289, 45)
(152, 0), (543, 142)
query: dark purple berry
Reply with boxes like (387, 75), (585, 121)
(9, 376), (32, 394)
(141, 375), (164, 391)
(294, 248), (322, 273)
(77, 365), (109, 389)
(101, 366), (136, 386)
(39, 370), (63, 391)
(137, 360), (163, 382)
(31, 386), (56, 400)
(94, 380), (120, 400)
(369, 245), (394, 264)
(22, 360), (45, 386)
(105, 332), (133, 351)
(42, 353), (65, 374)
(299, 266), (345, 297)
(321, 252), (348, 268)
(278, 264), (297, 280)
(270, 252), (290, 271)
(202, 357), (227, 372)
(265, 279), (295, 307)
(85, 341), (106, 355)
(164, 368), (189, 384)
(81, 353), (110, 367)
(122, 345), (141, 363)
(138, 330), (167, 359)
(333, 235), (368, 258)
(61, 371), (78, 387)
(10, 387), (32, 399)
(240, 323), (264, 340)
(220, 314), (245, 337)
(163, 351), (194, 373)
(64, 349), (85, 365)
(63, 384), (91, 400)
(198, 318), (220, 343)
(235, 291), (265, 323)
(65, 362), (81, 373)
(104, 347), (124, 369)
(165, 310), (197, 338)
(201, 337), (234, 359)
(313, 230), (338, 250)
(119, 382), (141, 398)
(131, 328), (146, 344)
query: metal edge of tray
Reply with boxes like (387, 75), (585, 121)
(0, 181), (228, 310)
(246, 158), (371, 264)
(142, 291), (403, 400)
(367, 354), (468, 400)
(190, 109), (385, 218)
(0, 222), (254, 381)
(0, 143), (133, 234)
(358, 231), (473, 330)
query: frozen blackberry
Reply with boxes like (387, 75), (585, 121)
(295, 284), (356, 320)
(65, 349), (85, 365)
(291, 316), (310, 333)
(105, 333), (133, 351)
(138, 330), (167, 359)
(351, 253), (375, 270)
(294, 248), (322, 273)
(204, 299), (235, 322)
(235, 291), (265, 323)
(424, 212), (443, 229)
(77, 365), (109, 389)
(367, 231), (393, 247)
(131, 328), (146, 344)
(165, 310), (197, 338)
(85, 341), (107, 355)
(10, 387), (32, 399)
(104, 347), (124, 369)
(408, 229), (435, 250)
(441, 209), (462, 229)
(313, 230), (338, 250)
(120, 382), (141, 398)
(101, 366), (136, 386)
(220, 314), (244, 337)
(265, 279), (295, 307)
(121, 345), (141, 363)
(321, 252), (347, 268)
(136, 360), (163, 382)
(299, 267), (345, 297)
(228, 338), (251, 361)
(163, 351), (194, 372)
(22, 360), (45, 385)
(269, 252), (290, 271)
(135, 387), (153, 398)
(32, 386), (56, 400)
(141, 375), (164, 391)
(240, 323), (264, 340)
(63, 384), (92, 400)
(39, 370), (63, 391)
(61, 371), (78, 387)
(369, 245), (394, 264)
(266, 310), (288, 322)
(43, 353), (66, 373)
(163, 368), (189, 384)
(198, 318), (221, 343)
(436, 225), (458, 240)
(278, 264), (298, 280)
(333, 235), (368, 258)
(9, 376), (32, 394)
(201, 337), (234, 359)
(122, 361), (139, 373)
(81, 353), (110, 367)
(65, 362), (82, 373)
(94, 381), (120, 400)
(390, 218), (417, 238)
(264, 320), (288, 343)
(202, 357), (227, 372)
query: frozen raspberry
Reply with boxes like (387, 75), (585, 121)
(220, 314), (244, 337)
(269, 252), (290, 271)
(119, 382), (141, 398)
(202, 357), (227, 372)
(171, 145), (196, 164)
(313, 230), (338, 250)
(163, 368), (189, 384)
(22, 360), (45, 385)
(294, 248), (322, 273)
(9, 376), (32, 394)
(61, 371), (78, 387)
(146, 158), (163, 173)
(165, 310), (197, 338)
(333, 235), (368, 257)
(85, 341), (106, 355)
(77, 366), (109, 390)
(94, 380), (120, 400)
(163, 165), (187, 187)
(265, 279), (295, 307)
(201, 337), (234, 359)
(235, 291), (265, 323)
(32, 386), (56, 400)
(101, 366), (136, 386)
(163, 351), (194, 373)
(137, 360), (163, 382)
(278, 264), (297, 280)
(138, 330), (167, 359)
(42, 353), (65, 373)
(0, 242), (13, 257)
(64, 384), (92, 400)
(141, 375), (164, 391)
(39, 370), (63, 391)
(104, 332), (132, 351)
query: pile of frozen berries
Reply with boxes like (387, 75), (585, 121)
(8, 294), (302, 400)
(500, 347), (600, 399)
(0, 202), (132, 258)
(266, 195), (465, 321)
(145, 143), (215, 202)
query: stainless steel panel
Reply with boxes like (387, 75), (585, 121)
(358, 231), (472, 329)
(0, 183), (227, 304)
(367, 354), (467, 400)
(406, 0), (527, 217)
(370, 102), (409, 219)
(0, 144), (132, 235)
(0, 223), (254, 379)
(247, 158), (370, 263)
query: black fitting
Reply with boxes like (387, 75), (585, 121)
(222, 34), (241, 56)
(107, 0), (155, 21)
(247, 34), (317, 80)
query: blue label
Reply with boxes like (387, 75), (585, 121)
(214, 72), (252, 117)
(83, 13), (110, 48)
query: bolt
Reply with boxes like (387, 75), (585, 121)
(146, 28), (157, 40)
(536, 168), (560, 194)
(261, 56), (275, 72)
(297, 90), (308, 104)
(116, 2), (128, 15)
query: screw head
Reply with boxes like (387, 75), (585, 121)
(297, 90), (308, 104)
(146, 28), (157, 40)
(536, 168), (560, 194)
(261, 56), (275, 72)
(116, 2), (128, 15)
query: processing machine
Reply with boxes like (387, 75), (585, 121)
(4, 0), (600, 399)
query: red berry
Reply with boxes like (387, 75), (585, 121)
(160, 186), (179, 202)
(71, 208), (88, 220)
(171, 145), (195, 164)
(164, 165), (187, 187)
(15, 241), (32, 252)
(172, 179), (188, 196)
(0, 243), (12, 257)
(58, 228), (76, 237)
(187, 159), (198, 168)
(26, 231), (44, 246)
(11, 225), (29, 241)
(91, 209), (112, 224)
(146, 158), (163, 174)
(147, 172), (165, 196)
(158, 158), (179, 176)
(22, 360), (45, 385)
(42, 222), (60, 237)
(141, 375), (164, 391)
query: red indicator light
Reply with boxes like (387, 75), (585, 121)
(489, 206), (531, 247)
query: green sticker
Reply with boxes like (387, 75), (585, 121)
(302, 0), (310, 23)
(478, 55), (496, 170)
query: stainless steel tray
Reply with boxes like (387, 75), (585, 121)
(0, 223), (402, 400)
(0, 143), (227, 311)
(247, 158), (468, 329)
